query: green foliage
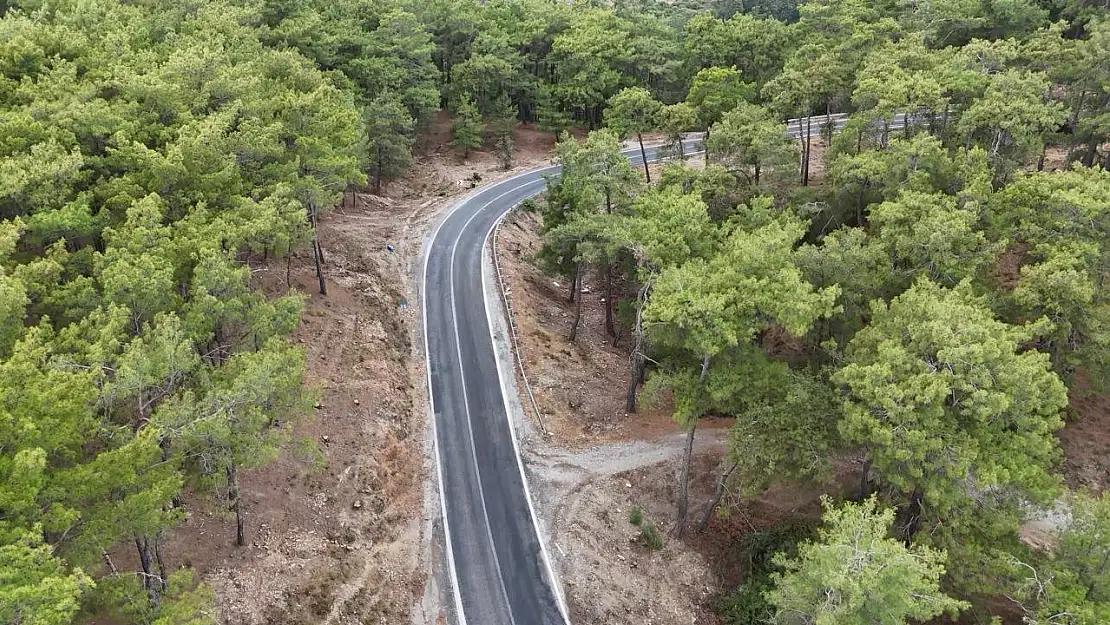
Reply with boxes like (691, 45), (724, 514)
(956, 69), (1066, 182)
(986, 167), (1110, 385)
(152, 570), (218, 625)
(0, 0), (363, 618)
(869, 189), (992, 285)
(638, 521), (665, 550)
(834, 280), (1067, 524)
(706, 103), (798, 199)
(766, 496), (968, 625)
(605, 87), (662, 141)
(628, 505), (644, 526)
(366, 94), (416, 192)
(687, 66), (755, 134)
(646, 215), (838, 376)
(0, 527), (93, 625)
(451, 95), (484, 159)
(488, 95), (518, 170)
(716, 519), (817, 625)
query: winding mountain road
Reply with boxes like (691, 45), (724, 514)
(421, 113), (907, 625)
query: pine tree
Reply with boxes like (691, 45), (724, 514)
(766, 496), (967, 625)
(451, 95), (484, 160)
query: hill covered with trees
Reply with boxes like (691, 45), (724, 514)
(2, 0), (1109, 622)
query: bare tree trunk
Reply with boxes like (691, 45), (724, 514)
(568, 263), (583, 342)
(568, 274), (576, 304)
(796, 117), (806, 184)
(675, 422), (697, 539)
(135, 535), (165, 606)
(703, 126), (711, 163)
(677, 134), (686, 161)
(309, 202), (327, 296)
(675, 354), (711, 539)
(900, 487), (924, 544)
(857, 457), (872, 501)
(626, 284), (649, 413)
(604, 265), (615, 337)
(228, 463), (245, 547)
(804, 114), (812, 186)
(374, 150), (384, 194)
(697, 460), (739, 533)
(102, 550), (118, 575)
(856, 186), (865, 226)
(154, 532), (168, 587)
(637, 132), (651, 182)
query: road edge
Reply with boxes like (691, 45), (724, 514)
(481, 204), (572, 624)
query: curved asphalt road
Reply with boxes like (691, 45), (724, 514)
(423, 142), (681, 625)
(421, 114), (908, 625)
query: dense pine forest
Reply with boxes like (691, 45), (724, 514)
(1, 0), (1109, 622)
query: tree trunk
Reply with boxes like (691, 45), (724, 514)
(374, 150), (383, 194)
(604, 265), (615, 337)
(703, 126), (711, 163)
(796, 117), (806, 184)
(677, 134), (686, 161)
(856, 186), (865, 226)
(1083, 140), (1098, 167)
(804, 115), (812, 186)
(228, 463), (245, 547)
(856, 457), (872, 501)
(135, 535), (165, 606)
(309, 202), (327, 296)
(568, 263), (583, 342)
(568, 274), (576, 304)
(626, 284), (649, 413)
(697, 460), (739, 533)
(675, 354), (711, 539)
(637, 132), (651, 182)
(154, 532), (168, 588)
(900, 488), (924, 544)
(675, 422), (697, 539)
(102, 550), (118, 575)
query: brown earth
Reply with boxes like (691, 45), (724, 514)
(1062, 374), (1110, 494)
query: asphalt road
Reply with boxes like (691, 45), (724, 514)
(421, 114), (907, 625)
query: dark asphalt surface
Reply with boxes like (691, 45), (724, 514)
(421, 115), (907, 625)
